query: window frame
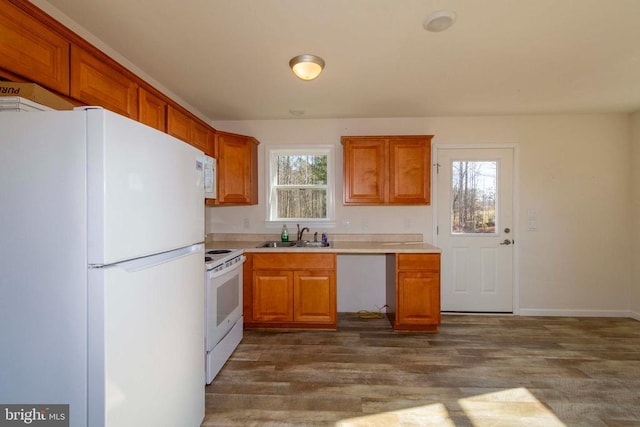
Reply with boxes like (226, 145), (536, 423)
(265, 145), (335, 227)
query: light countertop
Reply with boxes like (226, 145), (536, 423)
(205, 233), (440, 254)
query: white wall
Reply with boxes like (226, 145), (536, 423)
(208, 114), (634, 315)
(631, 112), (640, 319)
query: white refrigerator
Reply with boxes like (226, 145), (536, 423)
(0, 107), (206, 427)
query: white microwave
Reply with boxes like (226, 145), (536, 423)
(203, 155), (216, 199)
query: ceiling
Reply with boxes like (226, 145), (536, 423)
(41, 0), (640, 121)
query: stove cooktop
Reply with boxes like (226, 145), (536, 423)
(205, 248), (244, 272)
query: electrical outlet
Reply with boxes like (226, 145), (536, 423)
(342, 218), (351, 229)
(362, 218), (369, 230)
(243, 218), (250, 229)
(404, 218), (411, 229)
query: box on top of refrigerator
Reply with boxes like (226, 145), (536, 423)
(0, 96), (54, 112)
(0, 82), (76, 110)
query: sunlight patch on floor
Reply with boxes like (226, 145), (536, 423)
(336, 402), (454, 427)
(459, 387), (566, 426)
(335, 388), (566, 427)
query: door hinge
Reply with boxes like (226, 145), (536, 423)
(436, 225), (439, 235)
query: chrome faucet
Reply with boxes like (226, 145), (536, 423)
(296, 224), (310, 241)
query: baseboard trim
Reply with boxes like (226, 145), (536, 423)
(518, 308), (637, 318)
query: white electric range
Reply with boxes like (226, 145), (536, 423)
(204, 248), (245, 384)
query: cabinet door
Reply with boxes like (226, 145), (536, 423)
(138, 87), (166, 132)
(396, 271), (440, 326)
(214, 132), (258, 205)
(293, 271), (336, 323)
(252, 271), (293, 322)
(191, 120), (210, 153)
(388, 138), (431, 204)
(0, 0), (70, 94)
(342, 138), (387, 205)
(166, 104), (191, 143)
(70, 45), (138, 119)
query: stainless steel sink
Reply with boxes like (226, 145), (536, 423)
(295, 241), (330, 248)
(257, 241), (297, 248)
(256, 241), (330, 248)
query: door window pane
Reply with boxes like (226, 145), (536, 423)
(451, 161), (497, 234)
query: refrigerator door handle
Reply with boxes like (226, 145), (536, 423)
(93, 244), (204, 272)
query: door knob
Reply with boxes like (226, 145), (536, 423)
(500, 239), (513, 245)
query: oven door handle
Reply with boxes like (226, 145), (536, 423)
(207, 255), (246, 279)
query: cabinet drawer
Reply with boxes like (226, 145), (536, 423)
(397, 253), (440, 271)
(252, 253), (336, 270)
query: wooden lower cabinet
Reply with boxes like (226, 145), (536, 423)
(252, 270), (293, 322)
(294, 271), (336, 323)
(244, 253), (336, 330)
(386, 253), (441, 332)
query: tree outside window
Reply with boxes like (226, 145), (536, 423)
(268, 147), (333, 221)
(451, 160), (497, 234)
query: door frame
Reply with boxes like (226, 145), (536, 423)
(432, 143), (521, 314)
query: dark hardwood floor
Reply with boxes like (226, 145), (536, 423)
(203, 314), (640, 427)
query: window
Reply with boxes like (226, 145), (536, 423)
(267, 146), (334, 223)
(451, 160), (497, 234)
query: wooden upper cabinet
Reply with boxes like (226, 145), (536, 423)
(190, 120), (210, 153)
(342, 135), (433, 205)
(167, 104), (214, 153)
(138, 87), (166, 132)
(388, 137), (431, 204)
(1, 0), (239, 174)
(213, 131), (259, 205)
(70, 44), (138, 119)
(0, 0), (70, 94)
(341, 137), (387, 204)
(167, 104), (191, 142)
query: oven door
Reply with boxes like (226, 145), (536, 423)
(205, 257), (244, 351)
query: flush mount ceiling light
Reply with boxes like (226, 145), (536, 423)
(423, 10), (456, 32)
(289, 54), (325, 81)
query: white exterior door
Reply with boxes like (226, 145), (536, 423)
(435, 147), (515, 312)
